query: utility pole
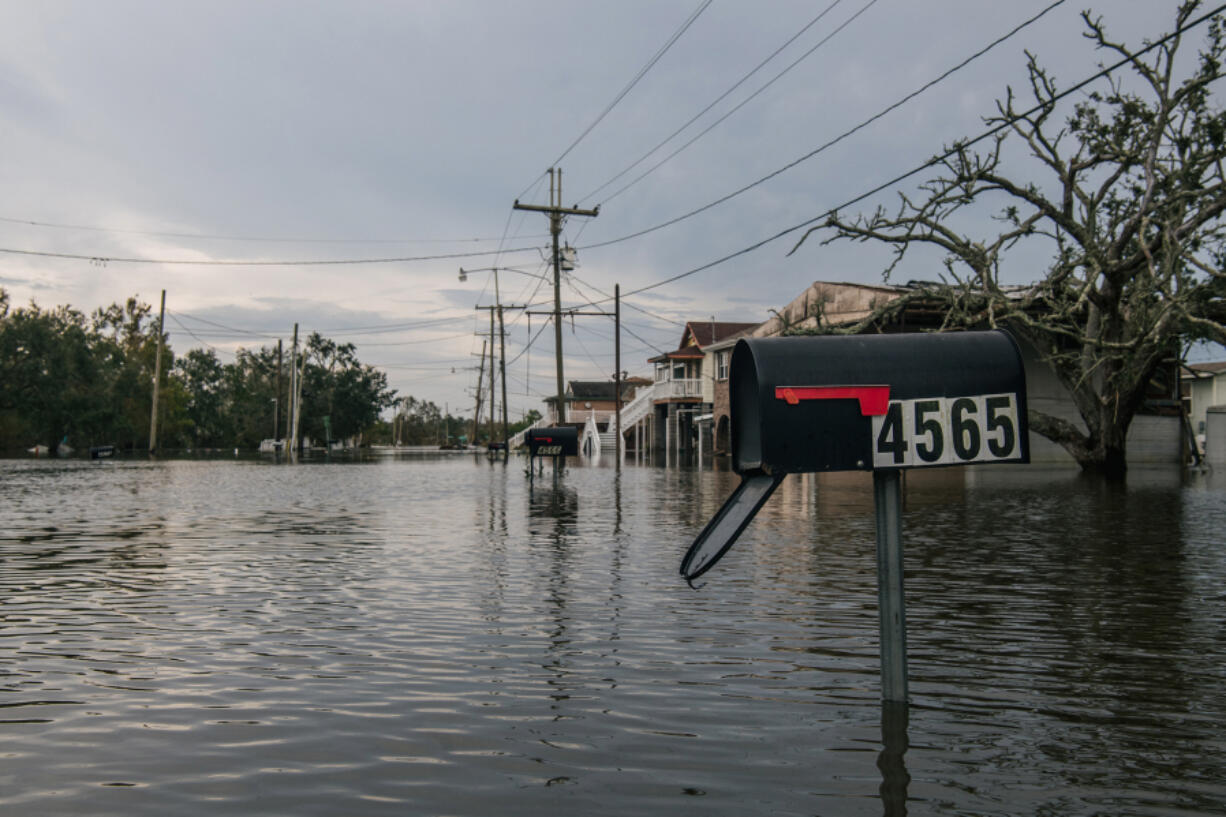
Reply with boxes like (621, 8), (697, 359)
(476, 301), (527, 450)
(615, 284), (622, 460)
(148, 289), (166, 455)
(289, 323), (299, 455)
(498, 305), (509, 454)
(472, 339), (487, 444)
(513, 168), (598, 424)
(275, 338), (283, 442)
(488, 307), (496, 442)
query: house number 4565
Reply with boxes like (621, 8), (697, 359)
(871, 393), (1022, 468)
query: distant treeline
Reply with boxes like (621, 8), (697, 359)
(0, 290), (404, 452)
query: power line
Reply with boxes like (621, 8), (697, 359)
(579, 0), (1068, 251)
(550, 0), (713, 168)
(0, 214), (545, 245)
(567, 270), (685, 327)
(167, 311), (233, 358)
(579, 0), (854, 204)
(0, 244), (542, 267)
(506, 315), (553, 367)
(170, 310), (280, 339)
(609, 2), (1224, 301)
(352, 333), (473, 347)
(564, 276), (670, 356)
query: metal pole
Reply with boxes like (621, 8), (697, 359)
(873, 469), (908, 703)
(148, 289), (166, 454)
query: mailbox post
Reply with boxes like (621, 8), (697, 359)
(681, 330), (1029, 702)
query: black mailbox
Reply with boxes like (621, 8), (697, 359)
(525, 426), (578, 458)
(733, 329), (1029, 474)
(682, 330), (1028, 582)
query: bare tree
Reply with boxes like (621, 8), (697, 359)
(795, 2), (1226, 475)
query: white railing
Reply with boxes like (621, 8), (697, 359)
(654, 378), (703, 399)
(620, 388), (653, 428)
(507, 415), (547, 450)
(581, 416), (601, 458)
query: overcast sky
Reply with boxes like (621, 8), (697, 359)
(1, 1), (1211, 418)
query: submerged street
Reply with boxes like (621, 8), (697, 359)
(2, 454), (1224, 815)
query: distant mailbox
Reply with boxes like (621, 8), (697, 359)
(525, 426), (578, 458)
(682, 330), (1029, 582)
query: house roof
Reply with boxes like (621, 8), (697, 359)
(544, 380), (642, 403)
(649, 320), (759, 363)
(686, 321), (759, 347)
(648, 348), (704, 363)
(1185, 361), (1226, 376)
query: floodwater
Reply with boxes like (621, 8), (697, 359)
(1, 453), (1224, 816)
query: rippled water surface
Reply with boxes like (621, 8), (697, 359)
(2, 454), (1225, 816)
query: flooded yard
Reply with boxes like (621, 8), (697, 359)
(2, 454), (1224, 815)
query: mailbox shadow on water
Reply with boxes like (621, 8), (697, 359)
(680, 330), (1029, 702)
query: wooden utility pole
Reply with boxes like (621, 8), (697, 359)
(275, 338), (283, 442)
(476, 300), (527, 450)
(148, 289), (166, 455)
(472, 339), (487, 443)
(498, 305), (509, 454)
(615, 284), (621, 459)
(513, 168), (598, 424)
(488, 307), (496, 440)
(288, 323), (299, 454)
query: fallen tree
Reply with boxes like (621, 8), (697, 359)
(795, 2), (1226, 475)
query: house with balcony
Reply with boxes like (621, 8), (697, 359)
(637, 320), (757, 456)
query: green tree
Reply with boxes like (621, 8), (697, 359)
(798, 2), (1226, 475)
(172, 348), (230, 447)
(299, 332), (395, 444)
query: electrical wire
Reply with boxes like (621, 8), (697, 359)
(0, 244), (542, 267)
(566, 271), (685, 327)
(550, 0), (713, 168)
(167, 311), (234, 358)
(579, 0), (1068, 251)
(169, 310), (281, 339)
(353, 332), (473, 347)
(609, 1), (1226, 301)
(579, 0), (852, 204)
(0, 214), (546, 245)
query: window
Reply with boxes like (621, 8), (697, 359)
(716, 350), (730, 381)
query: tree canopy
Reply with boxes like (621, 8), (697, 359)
(797, 1), (1226, 474)
(0, 291), (400, 453)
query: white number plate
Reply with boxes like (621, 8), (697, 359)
(535, 445), (563, 456)
(871, 393), (1022, 468)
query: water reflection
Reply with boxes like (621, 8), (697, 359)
(878, 702), (910, 817)
(0, 457), (1224, 816)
